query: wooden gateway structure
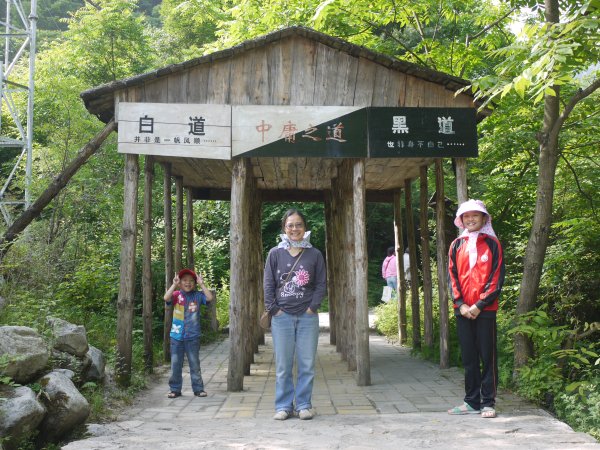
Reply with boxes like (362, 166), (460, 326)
(81, 27), (485, 389)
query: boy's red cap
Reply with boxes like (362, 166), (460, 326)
(178, 269), (197, 281)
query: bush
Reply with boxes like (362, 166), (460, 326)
(554, 379), (600, 440)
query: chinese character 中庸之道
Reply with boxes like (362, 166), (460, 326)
(139, 115), (154, 134)
(302, 124), (322, 142)
(189, 116), (206, 136)
(326, 122), (346, 142)
(438, 116), (455, 135)
(256, 120), (272, 143)
(392, 116), (409, 134)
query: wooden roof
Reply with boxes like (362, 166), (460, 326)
(81, 26), (484, 201)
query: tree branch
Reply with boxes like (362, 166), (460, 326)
(559, 153), (598, 221)
(552, 78), (600, 138)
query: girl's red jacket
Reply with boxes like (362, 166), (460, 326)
(448, 233), (505, 313)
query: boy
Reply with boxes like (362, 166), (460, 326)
(447, 200), (505, 419)
(164, 268), (215, 398)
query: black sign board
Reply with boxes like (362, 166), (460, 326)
(368, 107), (478, 158)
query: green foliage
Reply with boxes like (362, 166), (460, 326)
(215, 279), (230, 329)
(555, 379), (600, 440)
(0, 355), (21, 387)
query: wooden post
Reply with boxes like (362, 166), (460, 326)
(404, 179), (421, 350)
(175, 177), (184, 272)
(228, 158), (252, 391)
(393, 190), (408, 345)
(116, 153), (139, 387)
(420, 165), (434, 349)
(142, 156), (154, 373)
(252, 193), (264, 349)
(324, 193), (336, 346)
(455, 158), (468, 205)
(208, 289), (218, 332)
(163, 163), (174, 363)
(435, 159), (450, 369)
(341, 160), (356, 370)
(330, 177), (344, 354)
(353, 160), (371, 386)
(186, 187), (195, 270)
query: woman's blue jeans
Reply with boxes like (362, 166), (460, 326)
(271, 311), (319, 412)
(168, 337), (204, 394)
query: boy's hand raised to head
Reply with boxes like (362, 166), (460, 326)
(172, 274), (180, 288)
(196, 272), (204, 286)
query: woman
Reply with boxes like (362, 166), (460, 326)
(381, 246), (398, 293)
(263, 209), (327, 420)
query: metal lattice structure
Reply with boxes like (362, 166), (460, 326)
(0, 0), (37, 226)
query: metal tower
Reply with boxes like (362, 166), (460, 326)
(0, 0), (37, 227)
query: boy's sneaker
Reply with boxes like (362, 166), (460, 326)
(273, 410), (290, 420)
(298, 409), (314, 420)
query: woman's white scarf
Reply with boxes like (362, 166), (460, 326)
(461, 221), (497, 269)
(277, 231), (313, 249)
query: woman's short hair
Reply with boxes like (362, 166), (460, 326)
(387, 246), (395, 257)
(281, 208), (307, 231)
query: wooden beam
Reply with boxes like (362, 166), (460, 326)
(175, 177), (184, 272)
(420, 165), (434, 349)
(455, 157), (468, 205)
(186, 187), (195, 269)
(435, 159), (450, 369)
(142, 156), (154, 373)
(353, 159), (371, 386)
(405, 179), (421, 350)
(393, 190), (408, 345)
(116, 153), (139, 387)
(163, 162), (174, 363)
(324, 192), (336, 346)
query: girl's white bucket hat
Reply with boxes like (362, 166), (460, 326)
(454, 199), (491, 228)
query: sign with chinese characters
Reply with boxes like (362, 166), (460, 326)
(117, 102), (231, 159)
(368, 107), (478, 157)
(232, 106), (366, 158)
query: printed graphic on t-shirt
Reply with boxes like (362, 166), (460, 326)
(280, 265), (310, 298)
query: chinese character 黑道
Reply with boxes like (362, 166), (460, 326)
(139, 115), (154, 134)
(188, 116), (206, 136)
(302, 124), (322, 142)
(326, 122), (346, 142)
(392, 116), (409, 134)
(438, 116), (455, 135)
(256, 120), (272, 143)
(280, 121), (298, 143)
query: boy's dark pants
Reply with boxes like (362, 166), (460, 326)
(456, 314), (498, 410)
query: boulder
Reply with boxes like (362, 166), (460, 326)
(83, 346), (106, 383)
(37, 371), (90, 442)
(48, 317), (89, 357)
(49, 350), (92, 386)
(0, 326), (49, 384)
(0, 385), (46, 450)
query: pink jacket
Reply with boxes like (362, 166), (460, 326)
(381, 255), (397, 279)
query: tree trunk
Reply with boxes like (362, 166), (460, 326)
(142, 156), (154, 373)
(514, 0), (560, 372)
(0, 119), (116, 262)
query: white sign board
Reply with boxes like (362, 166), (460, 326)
(117, 102), (231, 159)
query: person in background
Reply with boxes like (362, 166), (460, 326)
(164, 268), (215, 399)
(403, 247), (411, 284)
(263, 209), (327, 421)
(382, 247), (398, 295)
(447, 199), (505, 419)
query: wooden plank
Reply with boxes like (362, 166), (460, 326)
(207, 59), (232, 104)
(143, 156), (154, 373)
(405, 178), (421, 350)
(393, 190), (408, 345)
(455, 157), (468, 204)
(435, 159), (450, 369)
(290, 37), (317, 105)
(420, 165), (434, 349)
(404, 75), (426, 107)
(353, 58), (376, 106)
(267, 37), (293, 105)
(353, 159), (371, 386)
(116, 153), (139, 387)
(167, 71), (189, 103)
(187, 65), (210, 103)
(324, 192), (336, 345)
(143, 77), (169, 103)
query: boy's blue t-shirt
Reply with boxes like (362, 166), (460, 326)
(168, 289), (207, 341)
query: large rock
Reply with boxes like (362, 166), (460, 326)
(83, 346), (106, 383)
(49, 350), (92, 386)
(37, 371), (90, 442)
(48, 317), (89, 357)
(0, 326), (49, 384)
(0, 385), (46, 450)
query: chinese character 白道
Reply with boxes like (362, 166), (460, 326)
(302, 124), (322, 142)
(392, 116), (409, 134)
(438, 116), (455, 135)
(256, 120), (272, 143)
(326, 122), (346, 142)
(280, 121), (298, 143)
(188, 116), (206, 136)
(139, 115), (154, 134)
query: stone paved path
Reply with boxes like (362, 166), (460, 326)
(64, 320), (599, 449)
